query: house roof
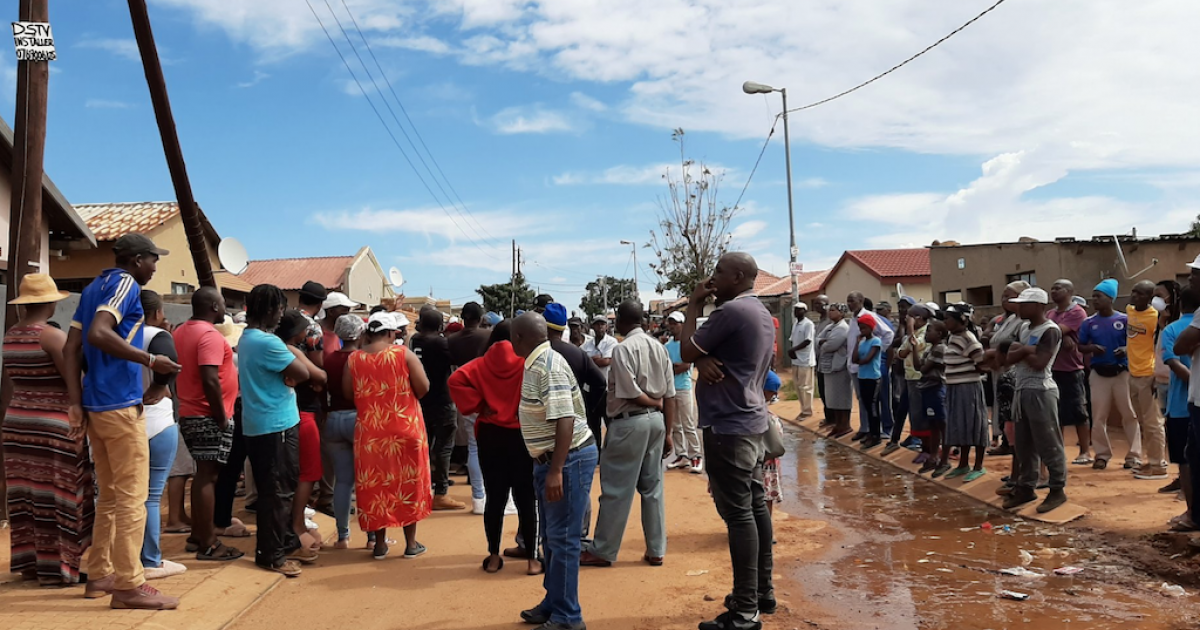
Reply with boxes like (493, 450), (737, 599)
(74, 201), (220, 245)
(759, 269), (831, 297)
(753, 270), (784, 293)
(238, 255), (355, 291)
(827, 248), (931, 284)
(0, 115), (95, 246)
(213, 270), (256, 294)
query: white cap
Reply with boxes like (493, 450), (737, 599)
(394, 313), (411, 328)
(322, 292), (357, 310)
(449, 316), (461, 324)
(667, 311), (685, 323)
(1010, 287), (1049, 304)
(1188, 253), (1200, 270)
(366, 311), (399, 332)
(794, 301), (808, 311)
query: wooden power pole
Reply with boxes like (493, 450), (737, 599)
(127, 0), (214, 288)
(5, 0), (51, 329)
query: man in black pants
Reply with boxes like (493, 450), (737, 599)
(680, 253), (776, 630)
(411, 306), (465, 511)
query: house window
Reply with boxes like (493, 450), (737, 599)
(1006, 271), (1036, 287)
(941, 290), (963, 304)
(171, 282), (194, 295)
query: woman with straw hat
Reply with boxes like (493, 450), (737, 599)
(3, 273), (95, 586)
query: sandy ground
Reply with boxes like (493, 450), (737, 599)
(227, 468), (834, 630)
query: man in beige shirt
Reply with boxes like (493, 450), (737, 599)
(580, 301), (676, 567)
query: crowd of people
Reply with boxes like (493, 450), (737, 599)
(786, 259), (1200, 525)
(2, 235), (782, 630)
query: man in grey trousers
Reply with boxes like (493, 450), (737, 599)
(579, 301), (676, 567)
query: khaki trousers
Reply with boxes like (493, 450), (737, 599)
(671, 389), (702, 459)
(87, 405), (150, 590)
(1089, 371), (1143, 465)
(1130, 374), (1167, 467)
(793, 365), (814, 415)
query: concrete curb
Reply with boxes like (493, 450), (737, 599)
(772, 400), (1088, 525)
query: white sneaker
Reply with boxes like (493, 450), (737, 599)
(504, 495), (518, 516)
(690, 458), (704, 475)
(304, 506), (316, 519)
(472, 497), (486, 515)
(304, 519), (319, 531)
(667, 455), (691, 470)
(144, 559), (188, 580)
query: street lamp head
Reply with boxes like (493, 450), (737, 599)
(620, 240), (634, 246)
(742, 81), (775, 95)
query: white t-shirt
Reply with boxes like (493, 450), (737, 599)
(790, 317), (816, 367)
(141, 325), (176, 440)
(582, 334), (619, 381)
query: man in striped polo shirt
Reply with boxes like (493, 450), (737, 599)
(512, 312), (597, 630)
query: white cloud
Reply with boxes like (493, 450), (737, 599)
(847, 151), (1200, 249)
(796, 177), (830, 189)
(311, 206), (542, 244)
(554, 162), (736, 186)
(375, 35), (451, 54)
(569, 91), (607, 112)
(419, 237), (628, 272)
(85, 98), (133, 109)
(77, 38), (140, 61)
(237, 70), (270, 88)
(491, 106), (574, 135)
(730, 220), (768, 242)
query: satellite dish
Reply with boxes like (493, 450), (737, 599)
(388, 266), (404, 287)
(218, 238), (249, 276)
(1113, 235), (1129, 275)
(896, 282), (906, 300)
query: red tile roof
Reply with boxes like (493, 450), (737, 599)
(841, 248), (930, 279)
(238, 256), (354, 291)
(753, 270), (783, 293)
(75, 201), (219, 244)
(758, 269), (831, 297)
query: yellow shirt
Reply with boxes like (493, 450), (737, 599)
(1125, 305), (1158, 378)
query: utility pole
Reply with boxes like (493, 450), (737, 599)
(601, 276), (608, 317)
(510, 239), (516, 318)
(5, 0), (51, 332)
(620, 240), (640, 304)
(780, 88), (798, 303)
(128, 0), (214, 288)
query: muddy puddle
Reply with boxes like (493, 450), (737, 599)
(776, 428), (1200, 630)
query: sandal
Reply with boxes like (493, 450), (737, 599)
(482, 555), (504, 573)
(945, 467), (970, 480)
(1170, 518), (1200, 533)
(1071, 455), (1094, 465)
(218, 519), (251, 538)
(196, 541), (245, 562)
(163, 525), (192, 534)
(964, 469), (987, 483)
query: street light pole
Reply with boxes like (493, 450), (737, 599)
(621, 240), (640, 304)
(743, 81), (799, 302)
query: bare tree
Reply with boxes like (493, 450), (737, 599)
(647, 129), (738, 296)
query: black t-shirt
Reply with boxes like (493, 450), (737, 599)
(447, 327), (490, 367)
(550, 337), (607, 418)
(410, 333), (453, 412)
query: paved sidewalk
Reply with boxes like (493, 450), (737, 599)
(0, 508), (336, 630)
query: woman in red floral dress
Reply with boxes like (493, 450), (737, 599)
(343, 312), (431, 560)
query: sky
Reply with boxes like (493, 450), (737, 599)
(14, 0), (1200, 309)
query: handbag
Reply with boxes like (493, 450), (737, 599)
(763, 415), (786, 460)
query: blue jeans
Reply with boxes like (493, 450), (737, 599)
(465, 414), (485, 500)
(142, 424), (179, 568)
(533, 444), (598, 626)
(325, 409), (357, 541)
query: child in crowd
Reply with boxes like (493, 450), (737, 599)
(854, 315), (885, 449)
(937, 304), (988, 481)
(917, 320), (948, 474)
(763, 370), (784, 515)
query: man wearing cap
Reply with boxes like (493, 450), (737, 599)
(846, 292), (895, 441)
(580, 301), (675, 568)
(787, 303), (816, 418)
(1046, 280), (1092, 464)
(1079, 278), (1140, 470)
(665, 311), (702, 472)
(63, 233), (183, 609)
(1006, 287), (1069, 513)
(582, 315), (619, 437)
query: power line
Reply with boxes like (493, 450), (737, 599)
(336, 0), (500, 247)
(732, 116), (778, 211)
(304, 0), (504, 263)
(786, 0), (1009, 114)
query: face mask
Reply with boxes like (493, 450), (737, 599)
(1152, 296), (1168, 312)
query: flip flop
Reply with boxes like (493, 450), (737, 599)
(944, 467), (970, 480)
(1071, 456), (1094, 465)
(196, 542), (245, 562)
(164, 526), (192, 534)
(219, 522), (251, 538)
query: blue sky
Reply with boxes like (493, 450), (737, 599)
(13, 0), (1200, 308)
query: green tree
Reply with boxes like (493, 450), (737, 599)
(647, 129), (738, 296)
(579, 276), (636, 319)
(478, 272), (535, 317)
(1190, 213), (1200, 237)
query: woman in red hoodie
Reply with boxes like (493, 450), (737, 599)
(448, 321), (541, 576)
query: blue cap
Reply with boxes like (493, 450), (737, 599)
(764, 370), (781, 394)
(544, 303), (568, 331)
(1094, 278), (1118, 299)
(484, 311), (502, 326)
